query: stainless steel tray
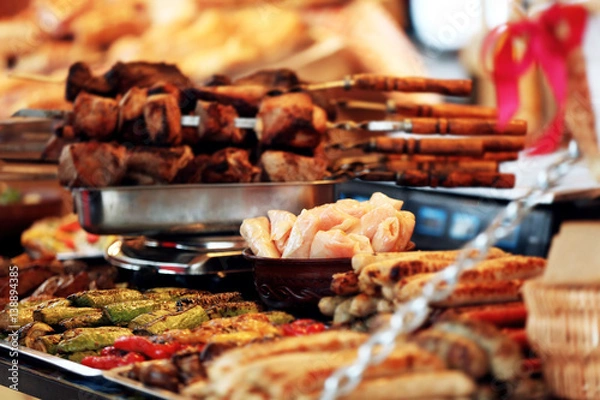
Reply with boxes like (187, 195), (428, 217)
(103, 363), (188, 400)
(72, 181), (337, 235)
(0, 340), (102, 377)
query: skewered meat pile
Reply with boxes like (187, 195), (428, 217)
(47, 59), (529, 189)
(55, 63), (334, 187)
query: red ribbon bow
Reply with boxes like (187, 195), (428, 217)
(483, 3), (587, 154)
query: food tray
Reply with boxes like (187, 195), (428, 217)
(103, 364), (188, 400)
(0, 340), (102, 377)
(72, 181), (337, 235)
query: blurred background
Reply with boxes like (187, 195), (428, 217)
(0, 0), (598, 255)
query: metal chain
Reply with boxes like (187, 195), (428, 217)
(320, 140), (581, 400)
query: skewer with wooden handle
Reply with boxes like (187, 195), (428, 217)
(351, 137), (485, 157)
(358, 170), (516, 189)
(333, 118), (526, 136)
(305, 74), (473, 96)
(386, 159), (499, 173)
(335, 100), (498, 118)
(390, 153), (520, 163)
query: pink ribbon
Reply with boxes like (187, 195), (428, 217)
(483, 4), (587, 154)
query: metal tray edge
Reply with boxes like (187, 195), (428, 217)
(71, 179), (340, 194)
(103, 364), (189, 400)
(0, 340), (102, 377)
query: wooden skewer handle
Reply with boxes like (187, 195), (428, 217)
(386, 159), (498, 172)
(368, 137), (484, 157)
(407, 118), (527, 136)
(481, 137), (526, 152)
(392, 102), (497, 118)
(360, 170), (516, 189)
(352, 74), (472, 96)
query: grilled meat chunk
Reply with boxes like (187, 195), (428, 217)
(186, 84), (269, 116)
(126, 146), (194, 184)
(256, 92), (326, 149)
(331, 271), (360, 296)
(59, 142), (127, 188)
(194, 101), (246, 145)
(143, 94), (183, 146)
(200, 147), (260, 183)
(66, 61), (192, 101)
(130, 359), (180, 393)
(72, 92), (119, 140)
(233, 68), (300, 89)
(259, 150), (328, 182)
(118, 86), (148, 143)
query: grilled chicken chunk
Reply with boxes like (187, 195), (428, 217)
(59, 142), (127, 188)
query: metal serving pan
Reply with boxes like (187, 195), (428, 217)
(104, 363), (188, 400)
(72, 181), (337, 235)
(0, 341), (102, 377)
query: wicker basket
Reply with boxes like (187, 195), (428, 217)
(523, 280), (600, 399)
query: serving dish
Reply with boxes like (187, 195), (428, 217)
(72, 180), (338, 236)
(243, 249), (352, 314)
(103, 364), (188, 400)
(0, 340), (102, 377)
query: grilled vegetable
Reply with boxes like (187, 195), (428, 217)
(67, 350), (100, 363)
(263, 311), (295, 325)
(68, 289), (144, 307)
(113, 336), (183, 359)
(34, 307), (100, 326)
(143, 288), (208, 301)
(103, 299), (165, 325)
(205, 301), (262, 319)
(81, 351), (145, 370)
(140, 306), (209, 335)
(128, 309), (173, 330)
(0, 308), (34, 330)
(33, 334), (63, 354)
(17, 322), (54, 348)
(57, 327), (133, 353)
(179, 292), (244, 307)
(0, 298), (73, 331)
(58, 311), (109, 330)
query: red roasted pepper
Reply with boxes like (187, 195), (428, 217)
(281, 319), (327, 337)
(81, 352), (145, 370)
(86, 233), (100, 244)
(113, 336), (183, 359)
(58, 220), (80, 233)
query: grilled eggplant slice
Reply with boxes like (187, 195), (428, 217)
(263, 311), (295, 325)
(57, 327), (133, 353)
(143, 288), (209, 301)
(68, 289), (144, 307)
(103, 299), (165, 325)
(128, 309), (173, 330)
(58, 311), (109, 330)
(17, 322), (55, 348)
(34, 307), (100, 326)
(33, 334), (63, 354)
(67, 350), (100, 363)
(205, 301), (262, 319)
(178, 292), (243, 307)
(139, 306), (209, 335)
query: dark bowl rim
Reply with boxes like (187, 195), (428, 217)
(242, 248), (353, 264)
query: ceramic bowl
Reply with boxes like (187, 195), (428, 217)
(243, 249), (352, 315)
